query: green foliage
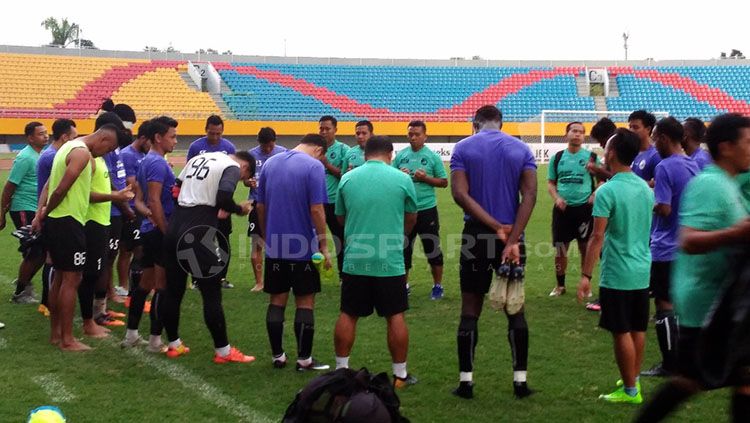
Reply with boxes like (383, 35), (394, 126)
(40, 17), (79, 47)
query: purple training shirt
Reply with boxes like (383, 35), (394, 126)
(257, 150), (328, 260)
(450, 129), (537, 225)
(651, 154), (700, 261)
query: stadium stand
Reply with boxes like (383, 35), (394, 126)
(1, 50), (750, 128)
(0, 53), (220, 119)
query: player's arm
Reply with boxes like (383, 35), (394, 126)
(215, 167), (252, 216)
(680, 219), (750, 254)
(256, 203), (266, 240)
(578, 216), (607, 302)
(146, 181), (168, 234)
(0, 181), (17, 230)
(44, 148), (90, 217)
(451, 170), (503, 231)
(310, 203), (331, 267)
(413, 171), (448, 188)
(322, 151), (343, 178)
(503, 169), (538, 255)
(654, 203), (671, 217)
(404, 212), (417, 235)
(547, 180), (567, 210)
(31, 181), (49, 233)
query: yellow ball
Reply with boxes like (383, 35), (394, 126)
(28, 407), (66, 423)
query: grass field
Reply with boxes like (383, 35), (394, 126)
(0, 164), (729, 422)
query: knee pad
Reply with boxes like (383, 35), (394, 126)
(505, 265), (525, 315)
(294, 308), (314, 325)
(267, 304), (286, 323)
(507, 312), (527, 330)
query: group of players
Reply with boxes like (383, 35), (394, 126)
(2, 102), (750, 420)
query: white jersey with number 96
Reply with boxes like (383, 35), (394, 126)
(177, 152), (239, 207)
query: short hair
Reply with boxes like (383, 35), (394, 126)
(233, 151), (256, 176)
(257, 127), (276, 144)
(654, 117), (684, 143)
(590, 117), (617, 144)
(407, 120), (427, 132)
(148, 116), (178, 141)
(52, 119), (76, 141)
(98, 123), (121, 136)
(205, 114), (224, 129)
(136, 120), (152, 139)
(683, 117), (706, 142)
(319, 115), (337, 128)
(705, 113), (750, 160)
(473, 105), (503, 126)
(355, 120), (374, 133)
(608, 128), (640, 166)
(113, 103), (136, 124)
(95, 112), (125, 131)
(628, 110), (657, 130)
(565, 121), (585, 134)
(24, 121), (44, 137)
(300, 133), (327, 152)
(364, 136), (393, 156)
(99, 99), (115, 113)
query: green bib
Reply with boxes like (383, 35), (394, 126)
(48, 140), (91, 225)
(86, 156), (112, 225)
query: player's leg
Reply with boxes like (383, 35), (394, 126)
(376, 275), (413, 388)
(334, 273), (373, 370)
(402, 224), (418, 291)
(643, 261), (678, 377)
(248, 207), (264, 292)
(324, 203), (345, 277)
(123, 231), (156, 348)
(418, 207), (444, 299)
(265, 258), (291, 367)
(148, 262), (167, 352)
(292, 260), (326, 371)
(216, 218), (233, 288)
(81, 222), (110, 338)
(11, 211), (44, 303)
(48, 266), (62, 345)
(453, 222), (491, 399)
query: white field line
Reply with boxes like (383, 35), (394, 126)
(0, 337), (7, 349)
(119, 342), (274, 423)
(31, 374), (77, 403)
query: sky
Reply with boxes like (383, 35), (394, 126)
(1, 0), (747, 61)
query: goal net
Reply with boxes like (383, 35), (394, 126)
(516, 110), (670, 163)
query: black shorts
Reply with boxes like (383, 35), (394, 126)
(459, 221), (526, 294)
(676, 326), (702, 381)
(164, 206), (225, 280)
(120, 217), (143, 250)
(552, 203), (593, 244)
(107, 216), (123, 260)
(84, 221), (110, 274)
(10, 210), (35, 230)
(247, 202), (261, 237)
(404, 206), (443, 269)
(650, 261), (672, 303)
(340, 273), (408, 318)
(141, 230), (165, 268)
(598, 287), (650, 333)
(44, 216), (86, 272)
(263, 258), (321, 296)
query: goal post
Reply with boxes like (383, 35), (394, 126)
(517, 110), (670, 145)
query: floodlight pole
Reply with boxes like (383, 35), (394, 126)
(623, 32), (629, 61)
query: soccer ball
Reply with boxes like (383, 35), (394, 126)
(27, 406), (66, 423)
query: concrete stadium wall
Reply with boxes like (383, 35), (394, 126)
(2, 44), (749, 67)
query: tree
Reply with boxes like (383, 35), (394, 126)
(78, 39), (97, 49)
(41, 17), (79, 47)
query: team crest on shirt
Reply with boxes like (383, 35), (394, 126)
(399, 158), (409, 165)
(421, 158), (428, 166)
(639, 159), (646, 170)
(578, 159), (586, 166)
(330, 152), (336, 159)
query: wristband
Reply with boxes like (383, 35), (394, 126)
(582, 273), (592, 280)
